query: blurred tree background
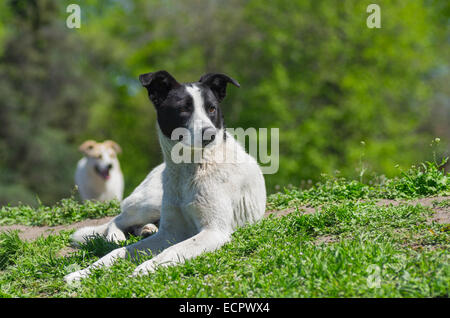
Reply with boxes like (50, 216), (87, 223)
(0, 0), (448, 206)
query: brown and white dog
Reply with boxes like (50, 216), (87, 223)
(75, 140), (124, 202)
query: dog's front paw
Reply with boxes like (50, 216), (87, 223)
(106, 230), (126, 243)
(140, 223), (158, 237)
(64, 269), (89, 285)
(131, 260), (157, 277)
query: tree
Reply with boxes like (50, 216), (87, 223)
(0, 0), (92, 205)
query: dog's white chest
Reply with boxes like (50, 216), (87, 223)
(162, 164), (221, 231)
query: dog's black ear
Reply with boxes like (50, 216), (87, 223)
(199, 73), (240, 103)
(139, 70), (181, 108)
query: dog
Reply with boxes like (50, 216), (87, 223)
(65, 71), (266, 283)
(75, 140), (124, 202)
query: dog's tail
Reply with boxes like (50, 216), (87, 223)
(70, 221), (111, 246)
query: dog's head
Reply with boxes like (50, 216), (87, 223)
(139, 70), (239, 149)
(79, 140), (122, 180)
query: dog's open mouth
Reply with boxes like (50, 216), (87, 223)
(95, 165), (111, 180)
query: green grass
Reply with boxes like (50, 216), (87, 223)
(433, 199), (450, 209)
(0, 196), (120, 226)
(268, 158), (449, 210)
(0, 160), (448, 297)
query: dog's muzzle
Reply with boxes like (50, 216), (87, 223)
(95, 164), (113, 180)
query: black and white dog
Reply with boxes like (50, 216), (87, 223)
(65, 71), (266, 283)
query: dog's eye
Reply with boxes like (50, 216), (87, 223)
(208, 106), (216, 113)
(97, 154), (102, 159)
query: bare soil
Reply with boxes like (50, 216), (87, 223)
(1, 196), (448, 242)
(373, 196), (450, 224)
(0, 216), (114, 241)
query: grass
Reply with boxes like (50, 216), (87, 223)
(0, 196), (120, 226)
(0, 159), (448, 297)
(268, 158), (449, 210)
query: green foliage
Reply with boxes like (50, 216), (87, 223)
(0, 0), (94, 205)
(77, 234), (122, 257)
(0, 230), (24, 270)
(384, 158), (450, 198)
(433, 199), (450, 209)
(0, 0), (449, 204)
(268, 158), (450, 209)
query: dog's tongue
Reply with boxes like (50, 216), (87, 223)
(101, 171), (110, 180)
(96, 167), (110, 180)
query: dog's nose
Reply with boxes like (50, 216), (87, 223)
(107, 163), (113, 170)
(202, 127), (216, 146)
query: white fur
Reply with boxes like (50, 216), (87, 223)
(75, 146), (124, 202)
(65, 89), (266, 284)
(186, 85), (212, 130)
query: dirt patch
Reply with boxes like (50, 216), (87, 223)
(374, 196), (448, 208)
(57, 246), (79, 257)
(264, 206), (320, 218)
(374, 196), (450, 224)
(428, 200), (450, 225)
(1, 196), (448, 242)
(266, 196), (449, 222)
(0, 216), (114, 241)
(314, 235), (338, 245)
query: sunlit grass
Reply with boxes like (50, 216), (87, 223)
(0, 160), (448, 297)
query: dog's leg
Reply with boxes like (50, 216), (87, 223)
(131, 229), (230, 277)
(105, 205), (160, 242)
(104, 217), (127, 243)
(70, 220), (111, 245)
(64, 229), (177, 284)
(70, 202), (160, 245)
(103, 165), (163, 241)
(70, 216), (128, 245)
